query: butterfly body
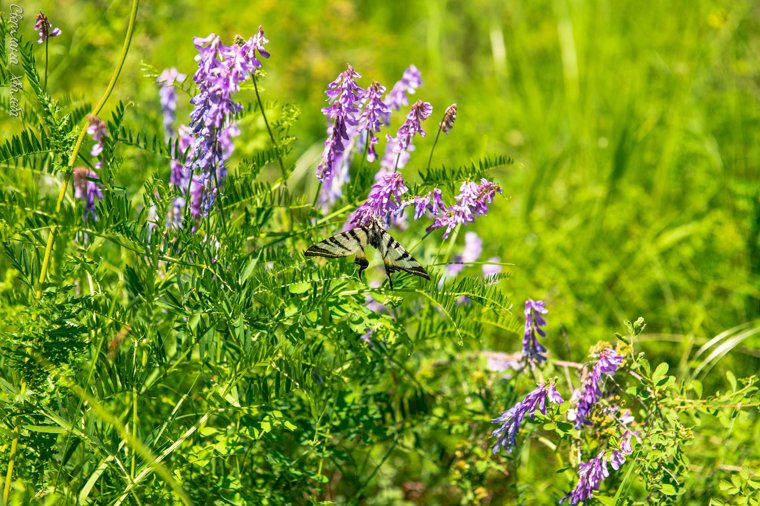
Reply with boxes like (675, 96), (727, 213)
(304, 219), (429, 288)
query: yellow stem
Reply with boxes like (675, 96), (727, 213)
(3, 413), (21, 502)
(35, 0), (141, 300)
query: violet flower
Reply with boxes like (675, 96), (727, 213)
(400, 187), (446, 220)
(357, 81), (390, 162)
(157, 68), (186, 140)
(316, 65), (364, 185)
(34, 12), (61, 44)
(491, 383), (564, 455)
(348, 172), (409, 227)
(560, 431), (636, 504)
(73, 167), (103, 221)
(183, 28), (269, 218)
(523, 299), (548, 363)
(427, 178), (502, 239)
(571, 347), (624, 429)
(387, 100), (433, 155)
(384, 65), (422, 121)
(87, 114), (108, 169)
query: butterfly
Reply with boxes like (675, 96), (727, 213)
(304, 219), (430, 289)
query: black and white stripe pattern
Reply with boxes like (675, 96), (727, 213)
(304, 219), (429, 287)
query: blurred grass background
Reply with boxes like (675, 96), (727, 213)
(8, 0), (760, 380)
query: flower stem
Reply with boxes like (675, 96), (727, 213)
(426, 123), (444, 170)
(252, 72), (292, 230)
(44, 39), (49, 91)
(252, 73), (287, 185)
(35, 0), (140, 300)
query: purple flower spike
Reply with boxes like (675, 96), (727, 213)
(157, 68), (187, 140)
(384, 65), (422, 122)
(572, 347), (624, 429)
(426, 178), (502, 239)
(358, 81), (390, 162)
(177, 28), (268, 221)
(34, 12), (61, 44)
(560, 430), (635, 504)
(491, 383), (564, 455)
(388, 100), (433, 154)
(316, 65), (365, 184)
(348, 172), (409, 227)
(523, 299), (548, 363)
(73, 167), (103, 222)
(440, 103), (457, 134)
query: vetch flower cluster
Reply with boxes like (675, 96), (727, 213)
(348, 172), (409, 227)
(571, 347), (625, 428)
(384, 65), (422, 119)
(491, 382), (564, 454)
(357, 81), (390, 163)
(309, 65), (501, 237)
(182, 28), (269, 219)
(401, 188), (446, 220)
(34, 12), (61, 44)
(523, 299), (548, 363)
(318, 65), (423, 208)
(560, 430), (636, 504)
(427, 178), (503, 239)
(316, 65), (364, 185)
(387, 99), (433, 155)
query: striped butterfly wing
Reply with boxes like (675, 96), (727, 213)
(378, 230), (430, 281)
(304, 227), (370, 275)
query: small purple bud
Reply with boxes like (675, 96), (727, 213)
(34, 12), (61, 44)
(440, 103), (457, 134)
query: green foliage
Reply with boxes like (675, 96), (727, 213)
(0, 2), (758, 505)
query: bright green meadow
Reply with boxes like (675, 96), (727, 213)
(0, 0), (758, 504)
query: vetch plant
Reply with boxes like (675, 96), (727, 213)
(0, 7), (757, 506)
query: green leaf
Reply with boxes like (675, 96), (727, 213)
(689, 379), (703, 398)
(652, 362), (669, 385)
(726, 370), (737, 391)
(288, 282), (311, 294)
(660, 484), (677, 495)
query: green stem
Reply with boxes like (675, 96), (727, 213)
(312, 181), (323, 209)
(44, 39), (49, 91)
(131, 386), (138, 479)
(35, 0), (140, 300)
(426, 123), (444, 170)
(252, 72), (292, 230)
(252, 73), (287, 184)
(2, 385), (24, 503)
